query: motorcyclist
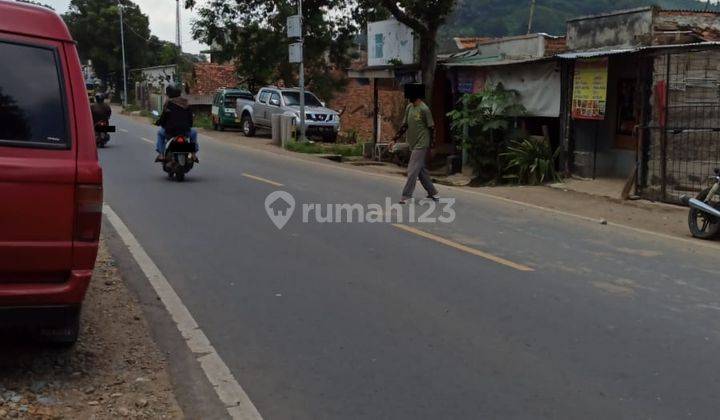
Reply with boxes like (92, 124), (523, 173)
(155, 84), (199, 163)
(90, 93), (111, 125)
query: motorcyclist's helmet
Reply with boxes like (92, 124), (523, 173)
(165, 84), (182, 99)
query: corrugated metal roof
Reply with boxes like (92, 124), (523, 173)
(567, 6), (654, 23)
(557, 48), (636, 59)
(444, 41), (720, 65)
(660, 8), (720, 14)
(444, 54), (553, 68)
(557, 41), (720, 59)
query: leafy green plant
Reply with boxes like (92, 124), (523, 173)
(285, 141), (324, 154)
(286, 141), (364, 157)
(446, 84), (526, 182)
(193, 113), (214, 130)
(502, 138), (561, 185)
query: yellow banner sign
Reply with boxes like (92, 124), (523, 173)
(572, 59), (609, 120)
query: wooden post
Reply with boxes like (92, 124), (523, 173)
(559, 60), (574, 176)
(373, 78), (379, 145)
(660, 54), (670, 201)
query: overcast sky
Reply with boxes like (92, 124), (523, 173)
(43, 0), (208, 54)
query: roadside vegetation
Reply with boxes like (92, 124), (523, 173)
(286, 141), (364, 157)
(447, 84), (560, 185)
(193, 113), (214, 130)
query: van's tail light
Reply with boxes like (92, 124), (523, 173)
(75, 184), (103, 242)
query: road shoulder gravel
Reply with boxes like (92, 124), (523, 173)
(0, 237), (183, 419)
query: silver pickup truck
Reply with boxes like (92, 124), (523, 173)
(236, 86), (340, 142)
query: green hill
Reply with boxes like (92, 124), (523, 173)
(441, 0), (719, 48)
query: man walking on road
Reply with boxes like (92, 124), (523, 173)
(391, 83), (439, 204)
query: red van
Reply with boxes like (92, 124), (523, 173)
(0, 1), (103, 344)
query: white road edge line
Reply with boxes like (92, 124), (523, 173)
(119, 128), (128, 133)
(140, 137), (153, 144)
(103, 204), (263, 420)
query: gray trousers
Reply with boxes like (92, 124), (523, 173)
(402, 148), (438, 199)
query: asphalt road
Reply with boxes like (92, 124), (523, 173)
(102, 113), (720, 420)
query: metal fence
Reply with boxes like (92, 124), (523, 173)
(640, 50), (720, 203)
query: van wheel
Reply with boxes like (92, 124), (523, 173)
(241, 115), (255, 137)
(37, 307), (81, 347)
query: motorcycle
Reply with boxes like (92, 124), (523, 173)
(681, 167), (720, 239)
(94, 120), (115, 148)
(151, 110), (197, 182)
(162, 134), (196, 182)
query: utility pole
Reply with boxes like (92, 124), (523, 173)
(118, 0), (128, 107)
(527, 0), (536, 34)
(287, 1), (305, 141)
(298, 0), (306, 142)
(175, 0), (182, 50)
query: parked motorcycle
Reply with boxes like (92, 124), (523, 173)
(161, 134), (195, 182)
(94, 120), (115, 148)
(681, 168), (720, 239)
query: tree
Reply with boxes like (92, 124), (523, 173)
(62, 0), (153, 89)
(185, 0), (356, 98)
(63, 0), (198, 97)
(147, 35), (201, 76)
(356, 0), (458, 104)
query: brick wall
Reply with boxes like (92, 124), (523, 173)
(189, 63), (238, 95)
(330, 78), (406, 142)
(544, 37), (568, 56)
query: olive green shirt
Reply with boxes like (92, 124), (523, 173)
(402, 102), (434, 150)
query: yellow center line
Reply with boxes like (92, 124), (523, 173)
(392, 224), (535, 272)
(242, 173), (284, 187)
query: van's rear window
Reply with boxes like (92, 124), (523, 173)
(0, 41), (69, 148)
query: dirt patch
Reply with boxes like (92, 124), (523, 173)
(480, 186), (691, 240)
(0, 238), (183, 419)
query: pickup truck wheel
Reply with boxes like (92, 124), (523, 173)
(241, 115), (256, 137)
(212, 122), (218, 130)
(324, 133), (338, 143)
(218, 123), (225, 132)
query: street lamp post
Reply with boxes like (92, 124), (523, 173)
(118, 0), (128, 107)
